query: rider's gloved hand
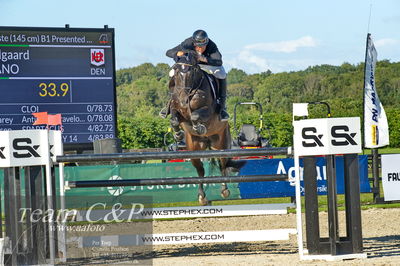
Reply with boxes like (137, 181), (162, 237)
(197, 55), (208, 63)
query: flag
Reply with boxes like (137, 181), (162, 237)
(363, 34), (389, 148)
(33, 112), (62, 126)
(48, 114), (62, 126)
(292, 103), (309, 118)
(33, 112), (49, 125)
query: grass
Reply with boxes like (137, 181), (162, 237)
(361, 147), (400, 154)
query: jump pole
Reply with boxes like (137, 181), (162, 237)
(56, 147), (292, 163)
(65, 174), (288, 189)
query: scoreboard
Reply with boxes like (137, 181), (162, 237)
(0, 26), (117, 149)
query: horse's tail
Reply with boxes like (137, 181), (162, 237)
(225, 158), (247, 173)
(210, 158), (246, 174)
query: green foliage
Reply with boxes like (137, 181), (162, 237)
(118, 115), (169, 149)
(264, 113), (293, 147)
(116, 61), (400, 149)
(227, 68), (248, 84)
(386, 108), (400, 148)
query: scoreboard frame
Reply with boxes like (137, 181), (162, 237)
(0, 25), (118, 151)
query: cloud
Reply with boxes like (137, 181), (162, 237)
(374, 38), (400, 47)
(225, 36), (319, 73)
(244, 36), (318, 53)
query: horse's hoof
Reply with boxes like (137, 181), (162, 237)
(198, 194), (209, 206)
(221, 189), (230, 198)
(193, 124), (207, 135)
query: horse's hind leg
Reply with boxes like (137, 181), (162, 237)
(210, 129), (231, 199)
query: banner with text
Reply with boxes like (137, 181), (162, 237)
(381, 154), (400, 201)
(363, 33), (389, 148)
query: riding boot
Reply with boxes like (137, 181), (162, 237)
(159, 99), (171, 118)
(219, 79), (229, 121)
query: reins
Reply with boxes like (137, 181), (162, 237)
(173, 63), (205, 107)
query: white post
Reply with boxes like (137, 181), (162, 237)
(58, 162), (67, 262)
(44, 130), (55, 265)
(294, 154), (304, 258)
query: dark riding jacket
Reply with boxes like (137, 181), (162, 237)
(166, 37), (223, 66)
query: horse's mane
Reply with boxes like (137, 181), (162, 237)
(173, 52), (204, 89)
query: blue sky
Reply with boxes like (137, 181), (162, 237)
(1, 0), (399, 74)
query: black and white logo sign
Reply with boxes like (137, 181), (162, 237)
(0, 147), (6, 159)
(331, 125), (358, 146)
(12, 138), (41, 158)
(0, 130), (62, 167)
(294, 117), (361, 156)
(302, 127), (324, 147)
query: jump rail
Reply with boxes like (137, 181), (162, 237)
(56, 147), (292, 163)
(65, 174), (288, 188)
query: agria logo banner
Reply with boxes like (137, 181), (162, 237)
(293, 117), (361, 156)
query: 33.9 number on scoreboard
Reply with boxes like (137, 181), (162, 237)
(38, 82), (70, 97)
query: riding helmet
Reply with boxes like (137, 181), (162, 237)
(192, 30), (209, 47)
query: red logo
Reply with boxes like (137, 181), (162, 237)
(91, 49), (105, 66)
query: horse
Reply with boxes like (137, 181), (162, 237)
(168, 52), (242, 205)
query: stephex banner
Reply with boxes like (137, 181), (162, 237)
(0, 129), (62, 167)
(293, 117), (362, 156)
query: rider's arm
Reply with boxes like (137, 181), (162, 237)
(204, 41), (222, 66)
(166, 44), (182, 59)
(166, 38), (192, 60)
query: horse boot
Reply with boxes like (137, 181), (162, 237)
(218, 79), (229, 121)
(170, 115), (184, 141)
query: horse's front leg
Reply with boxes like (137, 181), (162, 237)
(187, 134), (209, 206)
(169, 111), (184, 141)
(191, 158), (208, 206)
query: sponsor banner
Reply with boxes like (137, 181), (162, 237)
(238, 155), (370, 199)
(0, 129), (62, 167)
(59, 161), (240, 206)
(70, 229), (297, 247)
(293, 117), (361, 156)
(76, 203), (294, 221)
(381, 154), (400, 201)
(363, 34), (389, 148)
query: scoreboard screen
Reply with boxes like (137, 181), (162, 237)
(0, 26), (117, 150)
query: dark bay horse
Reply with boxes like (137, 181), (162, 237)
(168, 52), (239, 205)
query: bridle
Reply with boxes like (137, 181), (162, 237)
(173, 62), (205, 107)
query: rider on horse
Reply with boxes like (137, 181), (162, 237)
(160, 29), (229, 121)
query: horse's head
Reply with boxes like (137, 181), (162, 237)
(171, 52), (203, 95)
(170, 52), (215, 135)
